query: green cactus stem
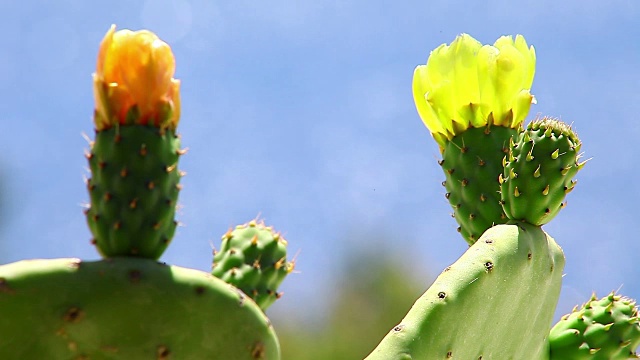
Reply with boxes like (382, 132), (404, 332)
(441, 125), (516, 245)
(500, 117), (586, 225)
(549, 292), (640, 360)
(366, 223), (565, 360)
(0, 257), (280, 359)
(212, 220), (295, 311)
(85, 124), (184, 260)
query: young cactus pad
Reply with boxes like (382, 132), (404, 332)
(212, 220), (294, 311)
(0, 258), (280, 359)
(500, 117), (586, 225)
(413, 33), (536, 244)
(549, 292), (640, 360)
(366, 223), (565, 359)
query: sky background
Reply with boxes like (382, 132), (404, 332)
(1, 0), (639, 330)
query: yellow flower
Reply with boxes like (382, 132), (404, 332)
(413, 33), (536, 148)
(93, 25), (181, 131)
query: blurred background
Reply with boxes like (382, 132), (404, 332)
(1, 0), (639, 358)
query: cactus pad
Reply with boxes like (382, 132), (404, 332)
(549, 292), (640, 360)
(441, 126), (516, 245)
(0, 257), (279, 359)
(501, 118), (585, 225)
(212, 220), (294, 311)
(85, 125), (183, 259)
(366, 223), (565, 359)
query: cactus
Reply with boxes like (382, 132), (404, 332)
(501, 117), (587, 225)
(366, 33), (638, 359)
(413, 34), (536, 245)
(212, 220), (295, 311)
(367, 223), (565, 359)
(549, 292), (640, 360)
(0, 258), (279, 359)
(0, 25), (291, 359)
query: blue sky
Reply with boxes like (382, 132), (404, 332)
(1, 0), (639, 326)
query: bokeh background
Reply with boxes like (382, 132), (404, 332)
(1, 0), (639, 358)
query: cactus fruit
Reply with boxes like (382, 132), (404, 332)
(366, 223), (565, 359)
(212, 220), (295, 311)
(86, 25), (183, 260)
(85, 125), (183, 259)
(413, 33), (537, 244)
(441, 126), (515, 245)
(500, 117), (586, 225)
(549, 292), (640, 360)
(0, 258), (280, 359)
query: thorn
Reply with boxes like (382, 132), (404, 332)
(514, 187), (520, 197)
(502, 156), (507, 168)
(498, 173), (504, 184)
(251, 235), (259, 246)
(533, 165), (541, 178)
(509, 168), (517, 179)
(561, 166), (571, 176)
(526, 150), (534, 161)
(461, 179), (468, 187)
(480, 194), (486, 202)
(542, 185), (550, 196)
(551, 149), (559, 159)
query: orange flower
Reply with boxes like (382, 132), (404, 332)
(93, 25), (181, 131)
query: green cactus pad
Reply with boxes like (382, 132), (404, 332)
(212, 220), (294, 311)
(441, 126), (517, 245)
(501, 118), (585, 225)
(85, 125), (183, 260)
(549, 292), (640, 360)
(366, 223), (565, 360)
(0, 257), (280, 359)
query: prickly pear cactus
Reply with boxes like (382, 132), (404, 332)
(212, 220), (295, 311)
(0, 258), (279, 359)
(369, 31), (639, 360)
(87, 24), (183, 260)
(500, 117), (586, 225)
(413, 33), (536, 245)
(0, 24), (289, 360)
(549, 292), (640, 360)
(366, 223), (565, 359)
